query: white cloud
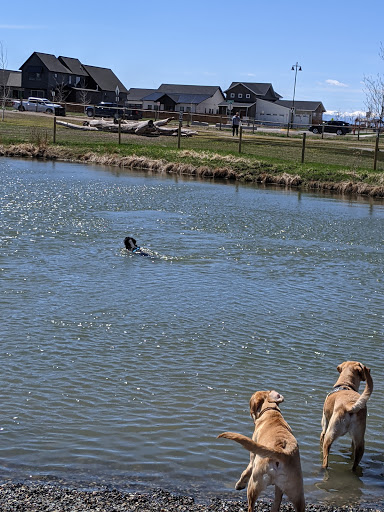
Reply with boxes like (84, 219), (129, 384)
(326, 79), (348, 87)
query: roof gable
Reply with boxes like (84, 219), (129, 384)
(82, 64), (128, 93)
(143, 92), (169, 102)
(225, 82), (281, 99)
(20, 52), (70, 74)
(58, 56), (88, 76)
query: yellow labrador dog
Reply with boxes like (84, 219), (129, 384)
(320, 361), (373, 470)
(218, 390), (305, 512)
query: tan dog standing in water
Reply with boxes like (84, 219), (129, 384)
(218, 390), (305, 512)
(320, 361), (373, 470)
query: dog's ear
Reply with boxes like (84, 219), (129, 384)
(357, 363), (368, 381)
(337, 362), (347, 373)
(249, 391), (269, 421)
(268, 390), (284, 404)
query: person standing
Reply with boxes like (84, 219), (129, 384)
(232, 112), (240, 136)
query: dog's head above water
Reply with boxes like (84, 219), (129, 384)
(249, 390), (284, 422)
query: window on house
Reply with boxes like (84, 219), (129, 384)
(180, 106), (184, 112)
(31, 90), (45, 98)
(230, 93), (235, 98)
(238, 93), (243, 98)
(246, 94), (250, 98)
(68, 76), (72, 85)
(29, 72), (41, 81)
(148, 105), (152, 110)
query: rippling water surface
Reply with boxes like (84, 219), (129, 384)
(1, 157), (383, 506)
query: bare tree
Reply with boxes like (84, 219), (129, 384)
(78, 78), (91, 112)
(53, 78), (70, 103)
(0, 41), (11, 121)
(363, 44), (384, 134)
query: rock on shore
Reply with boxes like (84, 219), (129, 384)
(0, 483), (383, 512)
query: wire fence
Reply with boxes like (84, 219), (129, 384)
(1, 106), (383, 172)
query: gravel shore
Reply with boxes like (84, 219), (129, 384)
(0, 483), (383, 512)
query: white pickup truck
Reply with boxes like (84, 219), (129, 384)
(13, 97), (66, 116)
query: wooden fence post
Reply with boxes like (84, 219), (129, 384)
(53, 116), (56, 143)
(373, 134), (379, 170)
(118, 119), (121, 145)
(178, 120), (182, 149)
(239, 126), (243, 153)
(301, 132), (306, 163)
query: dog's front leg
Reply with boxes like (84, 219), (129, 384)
(320, 410), (329, 449)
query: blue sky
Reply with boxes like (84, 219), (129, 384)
(1, 0), (383, 118)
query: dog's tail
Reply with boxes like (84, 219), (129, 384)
(348, 367), (373, 413)
(217, 432), (295, 462)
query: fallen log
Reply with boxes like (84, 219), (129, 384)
(56, 121), (98, 131)
(59, 117), (197, 137)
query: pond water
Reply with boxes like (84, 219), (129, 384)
(1, 157), (383, 506)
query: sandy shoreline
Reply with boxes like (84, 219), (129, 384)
(0, 482), (383, 512)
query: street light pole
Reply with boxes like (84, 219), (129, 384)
(287, 62), (302, 137)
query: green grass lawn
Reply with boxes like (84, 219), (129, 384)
(1, 110), (383, 188)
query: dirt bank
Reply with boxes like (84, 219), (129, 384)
(1, 143), (384, 198)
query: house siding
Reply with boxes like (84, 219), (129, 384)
(255, 98), (290, 124)
(227, 84), (257, 103)
(20, 52), (128, 104)
(21, 54), (70, 98)
(198, 89), (225, 114)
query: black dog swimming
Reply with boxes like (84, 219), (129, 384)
(124, 236), (149, 256)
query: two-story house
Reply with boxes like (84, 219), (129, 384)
(19, 52), (128, 104)
(220, 81), (326, 126)
(219, 82), (282, 118)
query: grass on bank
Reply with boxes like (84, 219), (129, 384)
(0, 110), (383, 189)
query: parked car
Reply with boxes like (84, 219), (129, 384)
(85, 103), (141, 120)
(309, 121), (351, 136)
(13, 97), (66, 116)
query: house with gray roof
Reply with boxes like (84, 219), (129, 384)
(126, 88), (157, 109)
(142, 83), (225, 114)
(0, 69), (23, 99)
(19, 52), (128, 103)
(219, 82), (282, 118)
(275, 100), (326, 126)
(220, 81), (326, 126)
